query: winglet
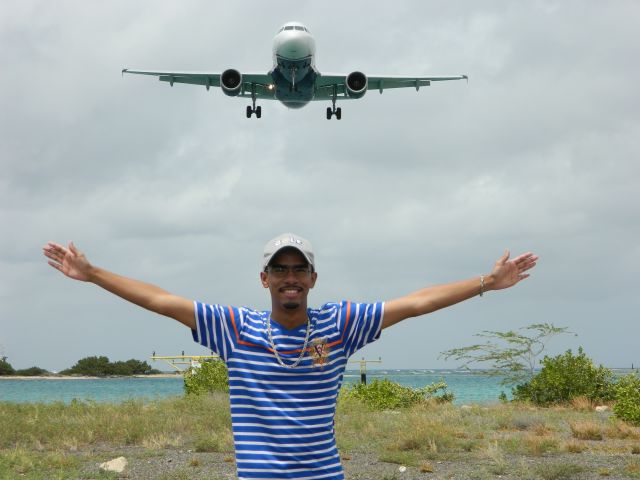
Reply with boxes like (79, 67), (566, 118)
(463, 74), (469, 83)
(121, 68), (128, 77)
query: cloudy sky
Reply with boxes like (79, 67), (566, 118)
(1, 1), (638, 372)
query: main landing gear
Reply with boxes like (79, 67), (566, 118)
(326, 85), (341, 120)
(246, 105), (261, 118)
(246, 83), (261, 118)
(326, 106), (341, 120)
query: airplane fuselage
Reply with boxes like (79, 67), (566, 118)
(270, 22), (317, 108)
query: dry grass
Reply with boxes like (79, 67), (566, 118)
(564, 440), (587, 453)
(570, 420), (604, 440)
(0, 394), (233, 451)
(626, 460), (640, 477)
(3, 395), (640, 478)
(570, 396), (595, 411)
(419, 462), (434, 473)
(606, 419), (640, 440)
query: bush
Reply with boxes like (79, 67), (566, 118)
(341, 379), (453, 410)
(0, 358), (15, 376)
(512, 347), (614, 405)
(613, 373), (640, 426)
(60, 356), (159, 376)
(183, 359), (229, 395)
(14, 367), (49, 376)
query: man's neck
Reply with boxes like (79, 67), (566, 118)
(270, 306), (309, 330)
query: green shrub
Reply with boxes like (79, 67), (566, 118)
(60, 356), (159, 376)
(183, 359), (229, 395)
(613, 373), (640, 426)
(512, 347), (614, 405)
(0, 358), (15, 376)
(14, 367), (49, 376)
(341, 379), (453, 410)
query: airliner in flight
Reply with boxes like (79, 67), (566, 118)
(123, 21), (467, 120)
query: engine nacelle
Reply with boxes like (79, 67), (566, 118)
(346, 71), (367, 99)
(221, 69), (242, 97)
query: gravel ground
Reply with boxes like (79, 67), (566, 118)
(82, 447), (640, 479)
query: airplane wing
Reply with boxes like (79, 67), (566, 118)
(122, 69), (277, 99)
(313, 73), (468, 100)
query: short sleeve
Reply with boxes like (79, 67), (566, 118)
(339, 301), (384, 358)
(191, 301), (238, 362)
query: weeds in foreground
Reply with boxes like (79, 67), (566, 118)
(0, 394), (232, 451)
(625, 460), (640, 478)
(2, 397), (640, 478)
(534, 462), (584, 480)
(570, 420), (604, 440)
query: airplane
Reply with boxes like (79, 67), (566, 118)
(122, 21), (468, 120)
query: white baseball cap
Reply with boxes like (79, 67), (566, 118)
(262, 233), (315, 270)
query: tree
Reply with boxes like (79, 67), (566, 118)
(184, 359), (229, 395)
(61, 356), (159, 376)
(0, 357), (15, 376)
(15, 367), (50, 376)
(440, 323), (573, 386)
(512, 347), (614, 405)
(613, 373), (640, 425)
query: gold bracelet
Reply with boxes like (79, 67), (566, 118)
(479, 275), (485, 297)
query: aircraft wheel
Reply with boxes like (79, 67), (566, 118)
(246, 106), (252, 118)
(326, 107), (332, 120)
(336, 107), (342, 120)
(256, 106), (262, 118)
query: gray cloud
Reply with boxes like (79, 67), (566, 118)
(1, 1), (638, 371)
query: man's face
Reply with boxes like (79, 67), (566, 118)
(260, 248), (317, 311)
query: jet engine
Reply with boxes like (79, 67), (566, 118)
(345, 71), (367, 99)
(221, 69), (243, 96)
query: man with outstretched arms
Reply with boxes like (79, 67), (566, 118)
(43, 233), (537, 480)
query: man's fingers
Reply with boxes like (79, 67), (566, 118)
(514, 252), (537, 262)
(47, 260), (62, 272)
(512, 253), (537, 266)
(497, 249), (510, 266)
(44, 242), (67, 257)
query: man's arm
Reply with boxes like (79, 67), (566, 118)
(382, 250), (538, 329)
(43, 242), (196, 329)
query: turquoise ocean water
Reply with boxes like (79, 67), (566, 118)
(3, 368), (634, 405)
(0, 370), (510, 405)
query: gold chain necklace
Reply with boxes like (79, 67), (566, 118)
(266, 315), (311, 369)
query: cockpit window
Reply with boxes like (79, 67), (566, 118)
(284, 26), (294, 31)
(294, 26), (303, 31)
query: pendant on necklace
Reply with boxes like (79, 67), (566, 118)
(308, 337), (330, 369)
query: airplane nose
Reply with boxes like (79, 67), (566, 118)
(278, 37), (311, 60)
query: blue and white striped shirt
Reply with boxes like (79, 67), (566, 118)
(192, 300), (384, 480)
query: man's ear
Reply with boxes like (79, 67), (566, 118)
(260, 271), (269, 288)
(309, 271), (318, 289)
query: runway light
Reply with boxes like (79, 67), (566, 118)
(267, 84), (275, 91)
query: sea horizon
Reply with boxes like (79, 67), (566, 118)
(2, 367), (637, 406)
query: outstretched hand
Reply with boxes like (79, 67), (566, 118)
(43, 242), (93, 282)
(489, 250), (538, 291)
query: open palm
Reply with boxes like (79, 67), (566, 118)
(43, 242), (92, 282)
(490, 250), (538, 290)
